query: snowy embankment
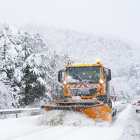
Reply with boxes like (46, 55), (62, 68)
(37, 110), (109, 126)
(112, 101), (121, 109)
(121, 105), (140, 140)
(38, 101), (121, 126)
(0, 103), (130, 140)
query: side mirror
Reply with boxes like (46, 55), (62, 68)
(106, 69), (111, 81)
(58, 70), (62, 82)
(58, 68), (66, 83)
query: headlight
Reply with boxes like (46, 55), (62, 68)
(99, 79), (104, 84)
(63, 81), (67, 85)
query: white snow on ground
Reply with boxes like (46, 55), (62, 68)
(0, 103), (131, 140)
(37, 101), (122, 126)
(37, 110), (109, 126)
(112, 101), (121, 109)
(57, 105), (131, 140)
(121, 105), (140, 140)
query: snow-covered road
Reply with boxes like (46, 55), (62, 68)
(121, 105), (140, 140)
(0, 103), (138, 140)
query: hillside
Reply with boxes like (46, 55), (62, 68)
(21, 24), (140, 97)
(0, 23), (139, 110)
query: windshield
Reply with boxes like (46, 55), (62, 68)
(66, 66), (102, 84)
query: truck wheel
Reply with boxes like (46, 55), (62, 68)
(112, 112), (116, 116)
(107, 99), (112, 109)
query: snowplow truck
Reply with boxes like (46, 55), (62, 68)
(41, 60), (116, 123)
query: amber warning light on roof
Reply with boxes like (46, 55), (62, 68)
(96, 59), (100, 64)
(68, 60), (71, 65)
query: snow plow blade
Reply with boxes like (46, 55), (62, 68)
(77, 104), (112, 123)
(41, 103), (112, 123)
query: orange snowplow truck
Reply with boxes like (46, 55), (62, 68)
(41, 60), (116, 123)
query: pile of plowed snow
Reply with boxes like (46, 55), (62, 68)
(37, 110), (109, 126)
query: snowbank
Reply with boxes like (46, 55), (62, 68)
(37, 110), (110, 126)
(112, 101), (122, 109)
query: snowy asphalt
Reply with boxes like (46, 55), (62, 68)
(113, 103), (128, 123)
(121, 104), (140, 140)
(0, 103), (139, 140)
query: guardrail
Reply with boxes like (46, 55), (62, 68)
(0, 108), (42, 118)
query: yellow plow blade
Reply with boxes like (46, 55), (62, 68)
(77, 104), (112, 123)
(42, 103), (113, 123)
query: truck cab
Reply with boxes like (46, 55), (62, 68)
(58, 60), (112, 107)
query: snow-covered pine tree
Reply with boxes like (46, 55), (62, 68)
(17, 33), (50, 106)
(0, 24), (20, 109)
(0, 23), (74, 108)
(0, 24), (50, 107)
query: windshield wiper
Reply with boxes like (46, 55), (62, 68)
(88, 80), (97, 83)
(73, 74), (83, 82)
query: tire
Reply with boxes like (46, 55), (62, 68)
(112, 112), (116, 116)
(107, 99), (112, 109)
(136, 110), (138, 113)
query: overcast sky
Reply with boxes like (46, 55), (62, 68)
(0, 0), (140, 45)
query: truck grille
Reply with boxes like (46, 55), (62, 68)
(70, 88), (97, 96)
